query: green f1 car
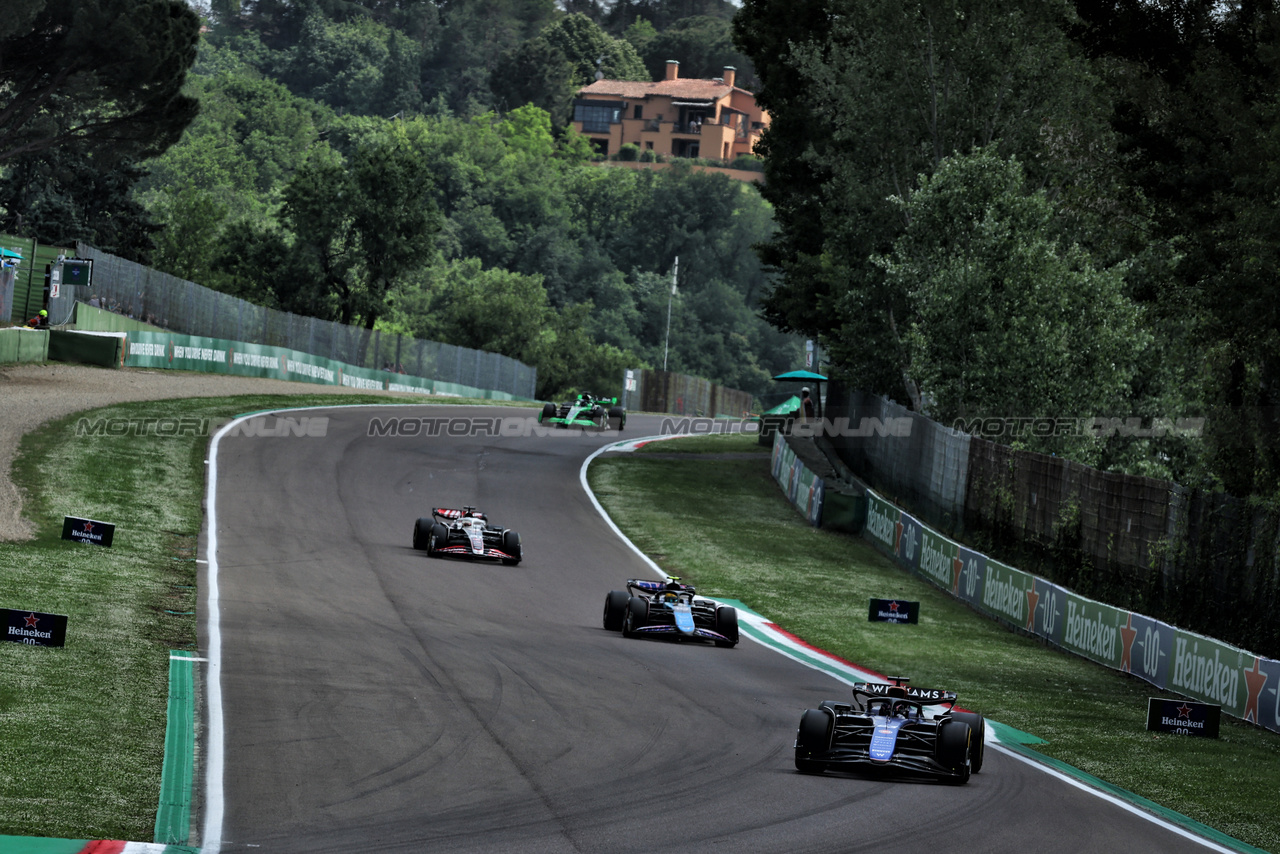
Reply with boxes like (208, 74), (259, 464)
(538, 393), (626, 431)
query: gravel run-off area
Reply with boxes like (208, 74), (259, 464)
(0, 363), (413, 542)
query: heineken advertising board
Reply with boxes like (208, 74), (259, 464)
(1120, 611), (1171, 688)
(1031, 577), (1068, 645)
(61, 515), (114, 547)
(868, 598), (919, 624)
(954, 544), (986, 608)
(864, 491), (900, 555)
(1060, 593), (1127, 670)
(917, 528), (958, 593)
(769, 432), (825, 526)
(4, 609), (68, 647)
(1147, 697), (1220, 739)
(1167, 630), (1254, 720)
(981, 558), (1036, 631)
(855, 486), (1280, 733)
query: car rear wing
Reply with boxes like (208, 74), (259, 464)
(432, 507), (487, 521)
(852, 681), (958, 706)
(626, 578), (694, 595)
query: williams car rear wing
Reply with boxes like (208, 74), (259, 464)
(852, 681), (958, 706)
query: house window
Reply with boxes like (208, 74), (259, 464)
(634, 105), (643, 119)
(574, 103), (620, 133)
(646, 141), (654, 150)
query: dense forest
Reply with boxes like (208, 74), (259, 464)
(0, 0), (795, 400)
(4, 0), (1280, 504)
(738, 0), (1280, 503)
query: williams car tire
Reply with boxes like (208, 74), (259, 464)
(622, 596), (648, 638)
(795, 708), (833, 774)
(714, 605), (739, 647)
(603, 590), (629, 631)
(501, 530), (522, 565)
(949, 712), (986, 773)
(412, 517), (432, 551)
(936, 720), (972, 785)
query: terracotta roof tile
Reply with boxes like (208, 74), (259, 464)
(579, 78), (735, 101)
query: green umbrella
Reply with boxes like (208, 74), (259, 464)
(772, 370), (828, 381)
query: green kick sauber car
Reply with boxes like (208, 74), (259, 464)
(539, 393), (626, 431)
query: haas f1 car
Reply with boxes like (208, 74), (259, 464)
(794, 678), (986, 784)
(602, 578), (738, 647)
(412, 506), (522, 565)
(539, 393), (626, 431)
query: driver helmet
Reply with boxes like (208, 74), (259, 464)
(39, 310), (47, 317)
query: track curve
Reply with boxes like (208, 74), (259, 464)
(200, 404), (1225, 853)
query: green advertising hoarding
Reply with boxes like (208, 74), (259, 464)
(980, 558), (1038, 632)
(1061, 592), (1127, 669)
(917, 528), (957, 592)
(1168, 629), (1253, 718)
(171, 335), (232, 374)
(864, 491), (900, 554)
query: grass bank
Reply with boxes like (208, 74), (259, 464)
(0, 392), (514, 841)
(588, 433), (1279, 853)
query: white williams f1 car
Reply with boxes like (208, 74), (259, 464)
(412, 506), (522, 565)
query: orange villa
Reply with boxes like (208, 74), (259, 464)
(572, 61), (770, 162)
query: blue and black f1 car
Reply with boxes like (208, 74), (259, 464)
(794, 678), (985, 784)
(602, 577), (738, 647)
(412, 506), (522, 565)
(539, 393), (625, 431)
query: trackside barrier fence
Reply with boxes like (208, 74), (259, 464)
(69, 243), (537, 399)
(823, 381), (1280, 662)
(769, 430), (1280, 736)
(624, 368), (754, 416)
(120, 330), (525, 400)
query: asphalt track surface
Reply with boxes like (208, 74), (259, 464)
(201, 404), (1225, 854)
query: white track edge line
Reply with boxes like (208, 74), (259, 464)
(578, 436), (1237, 853)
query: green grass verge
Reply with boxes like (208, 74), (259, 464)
(588, 434), (1280, 853)
(0, 391), (514, 840)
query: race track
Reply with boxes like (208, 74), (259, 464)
(199, 404), (1223, 853)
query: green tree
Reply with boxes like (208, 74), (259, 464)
(1066, 0), (1280, 496)
(0, 150), (158, 259)
(135, 39), (333, 282)
(634, 15), (755, 87)
(417, 258), (548, 362)
(492, 13), (649, 125)
(0, 0), (200, 163)
(490, 32), (577, 123)
(281, 130), (442, 331)
(604, 0), (739, 33)
(273, 11), (423, 116)
(419, 0), (559, 117)
(880, 148), (1149, 462)
(540, 13), (649, 85)
(735, 0), (1117, 408)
